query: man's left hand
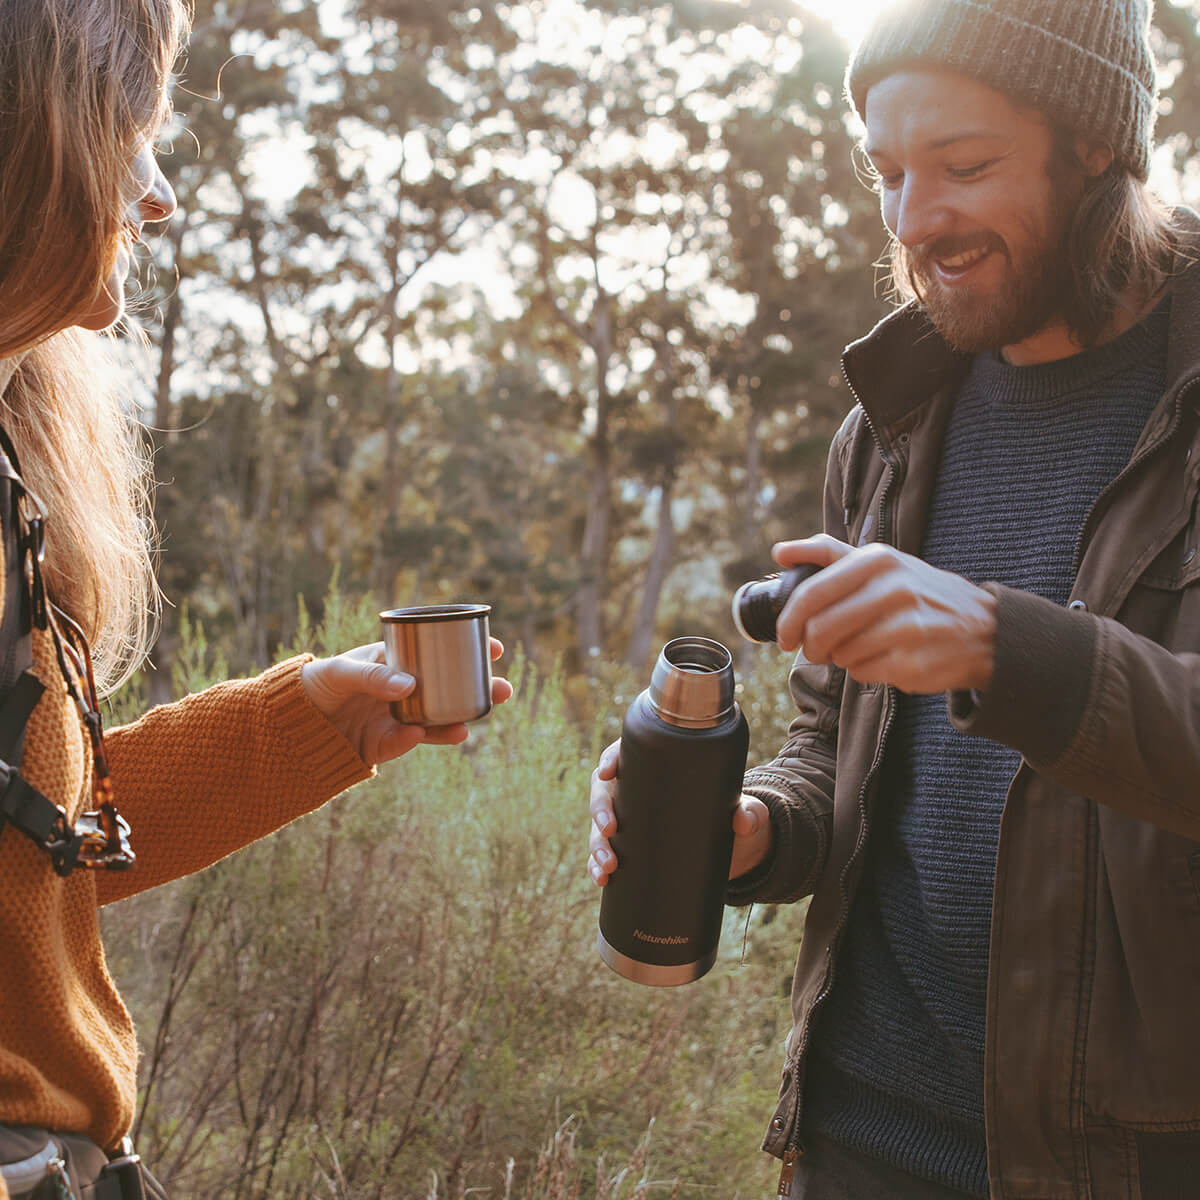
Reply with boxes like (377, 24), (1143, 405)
(774, 535), (997, 695)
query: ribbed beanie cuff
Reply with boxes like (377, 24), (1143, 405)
(846, 0), (1158, 180)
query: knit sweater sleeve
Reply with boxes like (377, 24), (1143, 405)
(95, 655), (372, 905)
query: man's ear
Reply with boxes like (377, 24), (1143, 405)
(1074, 138), (1115, 178)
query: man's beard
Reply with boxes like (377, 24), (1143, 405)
(902, 199), (1079, 354)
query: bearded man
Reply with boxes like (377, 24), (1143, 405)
(588, 0), (1200, 1196)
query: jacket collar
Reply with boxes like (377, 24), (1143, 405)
(842, 207), (1200, 435)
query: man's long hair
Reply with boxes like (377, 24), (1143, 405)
(888, 125), (1179, 350)
(0, 0), (190, 691)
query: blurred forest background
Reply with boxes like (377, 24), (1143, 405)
(99, 0), (1200, 1195)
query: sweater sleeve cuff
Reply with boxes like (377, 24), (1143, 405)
(258, 656), (375, 797)
(949, 583), (1096, 768)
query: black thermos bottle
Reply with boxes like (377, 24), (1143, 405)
(597, 636), (750, 987)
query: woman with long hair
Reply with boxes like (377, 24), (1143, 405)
(0, 3), (510, 1195)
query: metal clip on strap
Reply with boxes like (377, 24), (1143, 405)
(85, 1141), (149, 1200)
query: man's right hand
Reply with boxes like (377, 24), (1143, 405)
(587, 738), (776, 886)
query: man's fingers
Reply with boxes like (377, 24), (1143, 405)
(589, 825), (616, 865)
(776, 545), (903, 652)
(799, 573), (911, 663)
(588, 826), (617, 885)
(590, 773), (616, 835)
(732, 798), (764, 838)
(588, 855), (612, 886)
(597, 739), (620, 780)
(588, 741), (622, 885)
(772, 533), (852, 569)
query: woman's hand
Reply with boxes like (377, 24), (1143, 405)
(587, 739), (774, 885)
(300, 638), (513, 766)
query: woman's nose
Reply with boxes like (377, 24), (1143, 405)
(137, 163), (177, 226)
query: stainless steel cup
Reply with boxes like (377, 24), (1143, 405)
(380, 604), (493, 726)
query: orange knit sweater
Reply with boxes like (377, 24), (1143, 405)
(0, 619), (373, 1184)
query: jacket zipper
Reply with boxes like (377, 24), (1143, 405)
(775, 386), (903, 1192)
(775, 689), (898, 1196)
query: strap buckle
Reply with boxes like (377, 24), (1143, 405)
(43, 812), (83, 878)
(15, 486), (47, 631)
(100, 1138), (146, 1200)
(75, 810), (135, 872)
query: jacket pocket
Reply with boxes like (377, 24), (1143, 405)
(1139, 520), (1200, 590)
(1085, 815), (1200, 1124)
(1119, 511), (1200, 650)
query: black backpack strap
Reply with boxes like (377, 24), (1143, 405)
(0, 671), (43, 765)
(0, 433), (84, 875)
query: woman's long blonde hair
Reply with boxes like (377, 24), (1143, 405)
(0, 0), (190, 691)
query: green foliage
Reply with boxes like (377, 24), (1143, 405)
(280, 570), (382, 661)
(102, 586), (806, 1199)
(102, 1), (1200, 1194)
(170, 606), (232, 696)
(738, 649), (805, 768)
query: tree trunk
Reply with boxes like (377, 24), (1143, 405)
(736, 401), (765, 679)
(576, 449), (610, 661)
(376, 256), (407, 602)
(575, 294), (613, 661)
(625, 471), (675, 668)
(153, 217), (188, 442)
(146, 217), (189, 706)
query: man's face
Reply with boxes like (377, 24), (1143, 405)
(863, 68), (1082, 354)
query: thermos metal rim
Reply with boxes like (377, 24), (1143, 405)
(380, 604), (491, 623)
(595, 930), (718, 988)
(661, 635), (731, 672)
(649, 635), (736, 727)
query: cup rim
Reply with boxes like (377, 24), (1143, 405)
(380, 603), (491, 623)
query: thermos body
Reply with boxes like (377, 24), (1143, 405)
(597, 637), (750, 987)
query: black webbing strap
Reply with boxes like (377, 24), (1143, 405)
(0, 671), (42, 765)
(85, 1158), (149, 1200)
(0, 666), (84, 875)
(0, 433), (84, 875)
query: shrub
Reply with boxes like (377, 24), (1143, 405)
(102, 589), (807, 1198)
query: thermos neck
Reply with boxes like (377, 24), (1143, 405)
(647, 636), (736, 729)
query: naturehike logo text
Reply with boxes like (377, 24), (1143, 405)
(633, 930), (688, 945)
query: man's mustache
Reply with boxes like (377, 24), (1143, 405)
(909, 233), (1006, 273)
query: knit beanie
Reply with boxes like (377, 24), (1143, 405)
(846, 0), (1159, 180)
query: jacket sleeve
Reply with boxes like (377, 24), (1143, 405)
(950, 584), (1200, 839)
(726, 411), (862, 907)
(95, 656), (373, 904)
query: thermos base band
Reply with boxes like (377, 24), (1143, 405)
(596, 930), (718, 988)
